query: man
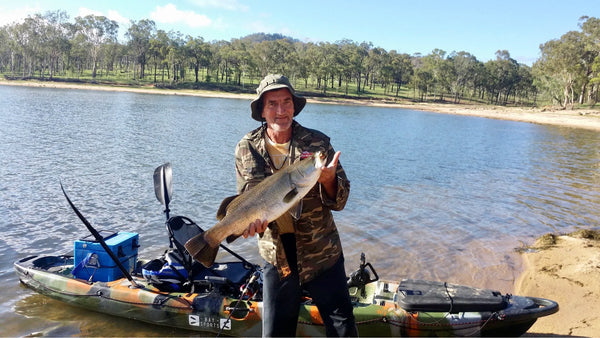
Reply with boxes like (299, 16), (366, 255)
(235, 74), (357, 337)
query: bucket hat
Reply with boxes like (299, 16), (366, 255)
(250, 74), (306, 122)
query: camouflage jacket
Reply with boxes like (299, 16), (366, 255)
(235, 121), (350, 284)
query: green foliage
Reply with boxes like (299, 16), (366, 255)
(1, 12), (599, 108)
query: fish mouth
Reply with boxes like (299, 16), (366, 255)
(314, 151), (326, 168)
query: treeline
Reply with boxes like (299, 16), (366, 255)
(1, 10), (599, 108)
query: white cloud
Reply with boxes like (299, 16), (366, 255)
(0, 5), (41, 25)
(150, 4), (211, 28)
(77, 7), (104, 18)
(189, 0), (248, 11)
(76, 7), (129, 25)
(106, 10), (129, 25)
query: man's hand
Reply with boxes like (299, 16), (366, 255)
(243, 219), (268, 238)
(318, 151), (341, 198)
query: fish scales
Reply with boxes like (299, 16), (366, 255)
(185, 152), (325, 267)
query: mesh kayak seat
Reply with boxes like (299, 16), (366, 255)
(165, 216), (254, 288)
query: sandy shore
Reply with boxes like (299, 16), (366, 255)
(2, 78), (600, 132)
(516, 232), (600, 337)
(3, 79), (600, 336)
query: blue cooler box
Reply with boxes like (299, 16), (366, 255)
(73, 231), (139, 282)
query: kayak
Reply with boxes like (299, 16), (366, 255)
(14, 252), (558, 337)
(14, 163), (558, 336)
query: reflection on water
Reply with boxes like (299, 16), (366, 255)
(1, 85), (599, 336)
(13, 292), (195, 337)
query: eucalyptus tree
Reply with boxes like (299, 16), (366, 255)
(535, 31), (586, 107)
(304, 42), (324, 88)
(412, 68), (434, 101)
(389, 51), (413, 97)
(149, 30), (168, 83)
(217, 40), (234, 83)
(338, 40), (353, 94)
(514, 64), (536, 104)
(102, 40), (123, 76)
(165, 31), (186, 83)
(186, 35), (211, 83)
(219, 38), (247, 85)
(229, 38), (252, 85)
(316, 42), (342, 93)
(484, 51), (520, 104)
(0, 28), (9, 73)
(471, 61), (488, 100)
(422, 49), (448, 100)
(126, 19), (156, 79)
(337, 39), (371, 94)
(579, 16), (600, 104)
(355, 42), (372, 93)
(250, 39), (297, 77)
(38, 11), (71, 78)
(73, 15), (118, 78)
(447, 51), (479, 103)
(365, 47), (387, 91)
(293, 41), (311, 88)
(69, 27), (88, 77)
(9, 15), (42, 77)
(5, 23), (26, 76)
(209, 40), (228, 82)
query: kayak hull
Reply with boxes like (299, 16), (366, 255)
(15, 254), (558, 337)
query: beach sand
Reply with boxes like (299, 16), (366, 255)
(3, 79), (600, 335)
(516, 233), (600, 337)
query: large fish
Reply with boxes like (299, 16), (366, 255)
(185, 152), (326, 267)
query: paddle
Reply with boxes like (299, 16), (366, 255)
(60, 182), (141, 288)
(153, 163), (255, 266)
(153, 162), (173, 220)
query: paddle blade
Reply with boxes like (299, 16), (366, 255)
(153, 163), (173, 206)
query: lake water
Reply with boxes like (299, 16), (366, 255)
(1, 84), (599, 336)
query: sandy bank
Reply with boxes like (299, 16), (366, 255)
(516, 233), (600, 337)
(2, 79), (600, 132)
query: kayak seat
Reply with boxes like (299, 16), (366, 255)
(166, 215), (202, 275)
(396, 279), (508, 313)
(165, 215), (254, 288)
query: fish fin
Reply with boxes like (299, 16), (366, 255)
(216, 195), (238, 220)
(283, 187), (298, 203)
(184, 234), (219, 268)
(226, 234), (240, 243)
(289, 200), (303, 220)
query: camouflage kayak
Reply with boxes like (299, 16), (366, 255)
(14, 163), (558, 336)
(14, 251), (557, 337)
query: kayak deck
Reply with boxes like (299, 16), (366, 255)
(15, 254), (558, 337)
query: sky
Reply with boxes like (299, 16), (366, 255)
(1, 0), (599, 66)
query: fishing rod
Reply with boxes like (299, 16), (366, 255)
(217, 271), (260, 337)
(60, 182), (141, 288)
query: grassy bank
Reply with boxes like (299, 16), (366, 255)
(2, 72), (527, 107)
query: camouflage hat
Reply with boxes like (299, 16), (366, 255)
(251, 74), (306, 122)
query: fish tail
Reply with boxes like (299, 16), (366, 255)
(184, 234), (219, 268)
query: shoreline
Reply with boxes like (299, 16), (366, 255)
(2, 79), (600, 132)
